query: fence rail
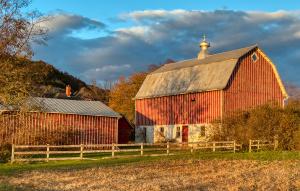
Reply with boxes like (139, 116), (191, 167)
(249, 139), (278, 152)
(11, 141), (239, 163)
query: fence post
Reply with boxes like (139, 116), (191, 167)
(233, 140), (236, 153)
(46, 144), (50, 162)
(80, 144), (83, 159)
(274, 138), (278, 151)
(213, 142), (216, 152)
(141, 143), (144, 156)
(191, 144), (194, 153)
(112, 143), (115, 158)
(11, 144), (15, 164)
(249, 140), (252, 153)
(167, 141), (170, 155)
(257, 140), (260, 150)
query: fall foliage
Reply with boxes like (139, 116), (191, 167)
(109, 72), (147, 123)
(212, 100), (300, 150)
(0, 0), (47, 105)
(109, 60), (174, 124)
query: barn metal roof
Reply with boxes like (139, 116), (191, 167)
(29, 97), (121, 117)
(135, 45), (257, 99)
(0, 98), (121, 117)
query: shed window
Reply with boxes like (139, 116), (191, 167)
(143, 128), (147, 139)
(251, 53), (258, 62)
(200, 126), (206, 137)
(176, 126), (181, 138)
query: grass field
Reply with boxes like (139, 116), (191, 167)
(0, 151), (299, 190)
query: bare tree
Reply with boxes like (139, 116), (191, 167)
(0, 0), (47, 58)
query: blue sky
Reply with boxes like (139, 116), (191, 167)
(31, 0), (300, 15)
(28, 1), (300, 86)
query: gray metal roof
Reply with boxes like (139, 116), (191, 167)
(28, 97), (121, 117)
(135, 45), (257, 99)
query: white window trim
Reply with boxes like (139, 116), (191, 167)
(251, 53), (259, 63)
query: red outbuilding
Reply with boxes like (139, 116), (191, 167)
(134, 37), (288, 143)
(0, 97), (133, 145)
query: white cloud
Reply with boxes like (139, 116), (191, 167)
(33, 10), (300, 85)
(123, 9), (188, 20)
(37, 13), (105, 36)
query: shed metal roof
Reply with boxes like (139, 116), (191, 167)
(135, 45), (257, 99)
(30, 98), (121, 117)
(0, 98), (121, 118)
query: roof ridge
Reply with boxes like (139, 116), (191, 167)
(202, 44), (258, 59)
(33, 97), (103, 103)
(150, 44), (258, 75)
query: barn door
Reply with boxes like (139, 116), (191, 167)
(182, 126), (189, 142)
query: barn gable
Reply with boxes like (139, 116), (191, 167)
(223, 48), (288, 112)
(257, 48), (288, 98)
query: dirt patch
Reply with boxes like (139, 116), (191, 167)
(1, 160), (299, 191)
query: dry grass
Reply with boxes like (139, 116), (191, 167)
(1, 159), (299, 191)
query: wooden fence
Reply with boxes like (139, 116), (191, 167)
(11, 141), (239, 163)
(249, 139), (278, 152)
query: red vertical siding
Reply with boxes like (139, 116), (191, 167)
(136, 90), (222, 126)
(224, 49), (284, 113)
(0, 112), (118, 145)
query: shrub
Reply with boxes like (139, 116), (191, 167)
(0, 143), (11, 163)
(211, 101), (300, 150)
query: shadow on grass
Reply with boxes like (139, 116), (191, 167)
(0, 183), (27, 191)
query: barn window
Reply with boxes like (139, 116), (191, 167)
(160, 127), (164, 133)
(176, 126), (181, 138)
(200, 126), (206, 137)
(251, 53), (258, 62)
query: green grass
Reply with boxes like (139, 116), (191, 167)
(0, 151), (299, 177)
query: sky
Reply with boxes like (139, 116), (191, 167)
(29, 1), (300, 86)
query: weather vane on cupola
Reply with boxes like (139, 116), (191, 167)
(198, 34), (210, 60)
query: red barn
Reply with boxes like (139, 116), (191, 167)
(0, 97), (133, 145)
(134, 38), (288, 143)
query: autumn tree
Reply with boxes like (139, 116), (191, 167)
(0, 0), (47, 105)
(109, 72), (147, 123)
(109, 60), (174, 124)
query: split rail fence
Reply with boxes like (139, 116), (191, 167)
(11, 141), (239, 163)
(249, 139), (278, 152)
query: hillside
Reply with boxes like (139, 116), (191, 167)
(286, 83), (300, 99)
(1, 57), (109, 104)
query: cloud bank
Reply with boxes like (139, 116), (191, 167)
(32, 10), (300, 85)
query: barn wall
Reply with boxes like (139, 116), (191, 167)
(135, 90), (222, 126)
(224, 49), (285, 113)
(0, 112), (118, 145)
